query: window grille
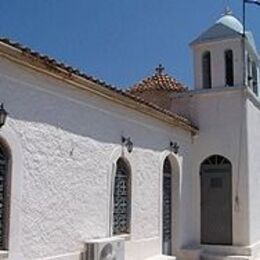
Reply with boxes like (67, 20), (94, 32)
(0, 143), (9, 250)
(162, 157), (172, 255)
(201, 155), (231, 166)
(113, 158), (131, 235)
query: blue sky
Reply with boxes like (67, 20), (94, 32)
(0, 1), (259, 89)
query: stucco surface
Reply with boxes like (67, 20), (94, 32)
(171, 89), (250, 247)
(246, 96), (260, 245)
(0, 58), (192, 259)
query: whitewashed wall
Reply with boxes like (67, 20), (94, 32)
(192, 39), (243, 90)
(246, 93), (260, 249)
(0, 57), (193, 260)
(172, 88), (250, 251)
(191, 89), (250, 247)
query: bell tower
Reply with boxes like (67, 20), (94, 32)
(190, 8), (259, 95)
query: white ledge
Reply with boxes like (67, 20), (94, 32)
(84, 235), (126, 243)
(0, 250), (8, 257)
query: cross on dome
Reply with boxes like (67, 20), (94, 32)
(155, 64), (165, 75)
(223, 6), (233, 16)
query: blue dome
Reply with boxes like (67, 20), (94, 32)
(216, 14), (243, 34)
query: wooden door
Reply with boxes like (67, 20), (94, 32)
(201, 155), (232, 245)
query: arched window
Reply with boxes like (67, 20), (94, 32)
(225, 50), (234, 87)
(0, 141), (10, 250)
(247, 54), (252, 87)
(113, 158), (131, 235)
(162, 157), (172, 255)
(202, 51), (212, 89)
(252, 61), (258, 95)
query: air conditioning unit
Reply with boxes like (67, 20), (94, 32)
(84, 236), (125, 260)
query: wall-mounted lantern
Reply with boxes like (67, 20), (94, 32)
(0, 104), (8, 128)
(121, 136), (133, 153)
(169, 141), (179, 154)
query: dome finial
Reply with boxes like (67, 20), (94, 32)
(155, 64), (165, 75)
(223, 6), (233, 16)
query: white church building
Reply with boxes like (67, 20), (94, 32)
(0, 9), (259, 260)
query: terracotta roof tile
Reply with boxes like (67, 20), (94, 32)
(130, 64), (187, 94)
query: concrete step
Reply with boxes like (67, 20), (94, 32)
(145, 255), (176, 260)
(180, 247), (201, 260)
(201, 253), (252, 260)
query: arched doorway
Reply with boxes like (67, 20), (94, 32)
(200, 155), (232, 245)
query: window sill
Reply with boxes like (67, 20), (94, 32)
(113, 234), (131, 241)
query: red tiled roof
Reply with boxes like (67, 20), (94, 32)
(0, 38), (198, 134)
(130, 65), (187, 94)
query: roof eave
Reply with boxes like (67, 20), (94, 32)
(0, 40), (198, 135)
(190, 34), (242, 47)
